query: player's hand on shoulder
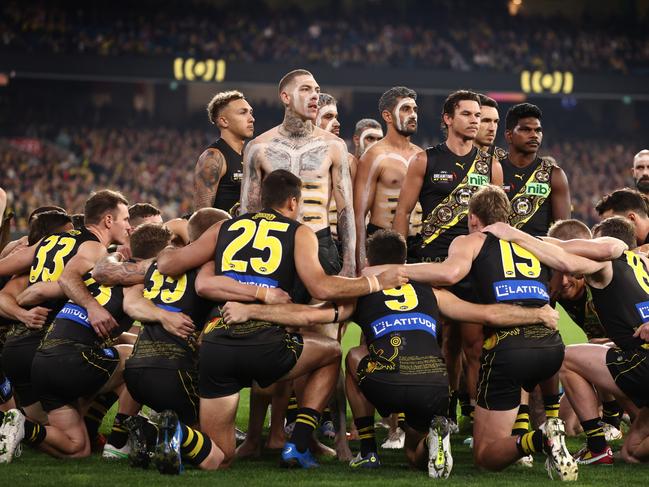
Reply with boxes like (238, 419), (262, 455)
(538, 304), (559, 330)
(482, 222), (515, 241)
(221, 302), (250, 324)
(376, 265), (409, 290)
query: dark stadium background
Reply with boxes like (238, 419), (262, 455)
(2, 0), (648, 233)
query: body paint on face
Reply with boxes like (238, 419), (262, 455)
(316, 105), (338, 132)
(393, 98), (418, 132)
(359, 128), (384, 156)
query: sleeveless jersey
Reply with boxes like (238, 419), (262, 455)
(501, 156), (555, 236)
(127, 263), (212, 370)
(589, 252), (649, 351)
(41, 273), (131, 350)
(208, 138), (243, 214)
(416, 144), (492, 261)
(8, 227), (100, 345)
(353, 281), (447, 385)
(471, 233), (559, 350)
(203, 209), (301, 344)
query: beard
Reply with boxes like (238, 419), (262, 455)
(637, 178), (649, 194)
(396, 126), (417, 137)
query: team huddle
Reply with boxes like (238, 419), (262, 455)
(2, 68), (649, 481)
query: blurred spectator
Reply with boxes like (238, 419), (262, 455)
(2, 2), (648, 74)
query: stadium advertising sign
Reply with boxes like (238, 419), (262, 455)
(1, 53), (648, 99)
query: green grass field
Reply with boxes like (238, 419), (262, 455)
(5, 309), (648, 486)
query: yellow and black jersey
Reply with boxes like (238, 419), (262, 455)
(204, 208), (301, 344)
(128, 263), (212, 370)
(501, 156), (555, 236)
(471, 233), (558, 350)
(43, 271), (130, 349)
(353, 281), (447, 385)
(416, 144), (492, 261)
(590, 252), (649, 351)
(28, 227), (100, 325)
(208, 138), (243, 214)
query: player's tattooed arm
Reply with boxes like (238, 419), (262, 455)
(193, 149), (226, 210)
(393, 151), (426, 238)
(240, 141), (263, 213)
(92, 253), (153, 286)
(331, 140), (357, 277)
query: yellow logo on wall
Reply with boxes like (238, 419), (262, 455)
(520, 70), (574, 94)
(173, 58), (226, 82)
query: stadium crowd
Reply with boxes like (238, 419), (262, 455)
(0, 127), (639, 233)
(2, 1), (649, 73)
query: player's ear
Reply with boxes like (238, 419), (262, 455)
(279, 89), (291, 107)
(504, 129), (513, 144)
(381, 110), (392, 125)
(218, 115), (229, 129)
(104, 212), (114, 228)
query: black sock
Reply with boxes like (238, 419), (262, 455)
(512, 404), (530, 436)
(543, 394), (561, 419)
(179, 423), (212, 465)
(107, 412), (131, 449)
(354, 416), (377, 456)
(0, 411), (4, 423)
(397, 412), (405, 429)
(84, 392), (118, 439)
(602, 400), (622, 429)
(290, 408), (320, 453)
(516, 429), (543, 456)
(321, 407), (332, 425)
(581, 418), (607, 452)
(447, 391), (458, 423)
(285, 393), (298, 424)
(24, 419), (47, 445)
(459, 392), (472, 417)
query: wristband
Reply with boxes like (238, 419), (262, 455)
(331, 302), (339, 323)
(365, 275), (380, 293)
(255, 286), (268, 302)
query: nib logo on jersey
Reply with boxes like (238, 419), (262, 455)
(493, 279), (549, 303)
(370, 312), (437, 339)
(635, 301), (649, 320)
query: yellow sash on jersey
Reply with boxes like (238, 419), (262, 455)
(421, 150), (491, 246)
(508, 158), (554, 229)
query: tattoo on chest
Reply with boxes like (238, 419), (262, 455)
(263, 138), (330, 175)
